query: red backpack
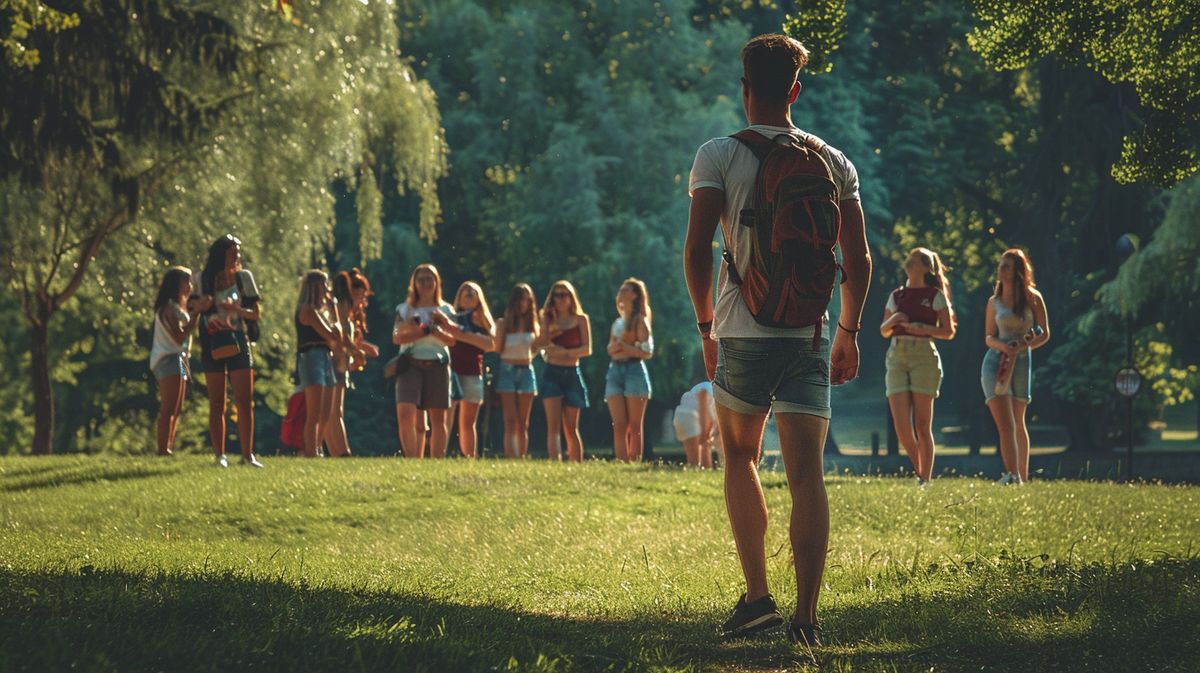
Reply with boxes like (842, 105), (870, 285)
(724, 130), (842, 346)
(280, 391), (305, 451)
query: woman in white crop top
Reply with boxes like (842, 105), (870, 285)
(150, 266), (201, 456)
(605, 278), (654, 462)
(494, 283), (540, 458)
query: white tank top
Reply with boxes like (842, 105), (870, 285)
(501, 331), (534, 361)
(150, 302), (190, 370)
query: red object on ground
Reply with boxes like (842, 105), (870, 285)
(280, 391), (305, 450)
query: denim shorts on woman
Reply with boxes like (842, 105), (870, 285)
(152, 353), (190, 381)
(885, 338), (943, 397)
(496, 362), (537, 395)
(605, 360), (651, 399)
(980, 348), (1032, 403)
(541, 364), (590, 408)
(297, 348), (336, 388)
(713, 336), (831, 419)
(452, 373), (485, 404)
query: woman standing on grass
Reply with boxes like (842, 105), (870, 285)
(494, 284), (540, 458)
(605, 278), (653, 462)
(879, 247), (957, 485)
(295, 270), (341, 458)
(446, 281), (496, 458)
(673, 378), (720, 468)
(536, 280), (592, 462)
(393, 263), (456, 458)
(981, 248), (1050, 485)
(325, 269), (380, 457)
(150, 266), (201, 456)
(193, 235), (263, 468)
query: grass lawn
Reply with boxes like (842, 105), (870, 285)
(1, 456), (1197, 672)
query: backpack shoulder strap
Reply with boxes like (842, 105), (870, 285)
(729, 130), (776, 162)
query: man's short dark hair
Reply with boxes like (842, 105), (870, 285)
(741, 34), (810, 104)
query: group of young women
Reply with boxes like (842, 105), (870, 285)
(386, 264), (655, 462)
(148, 236), (666, 464)
(151, 237), (1047, 479)
(882, 247), (1050, 485)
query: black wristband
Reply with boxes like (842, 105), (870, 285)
(697, 320), (713, 336)
(838, 322), (860, 334)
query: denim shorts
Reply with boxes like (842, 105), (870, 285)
(713, 336), (831, 419)
(152, 353), (190, 381)
(297, 348), (336, 388)
(885, 338), (943, 397)
(452, 373), (485, 404)
(496, 362), (537, 395)
(981, 348), (1032, 403)
(605, 360), (651, 399)
(541, 364), (590, 408)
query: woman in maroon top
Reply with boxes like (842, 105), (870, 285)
(535, 280), (592, 462)
(880, 248), (957, 484)
(445, 281), (496, 457)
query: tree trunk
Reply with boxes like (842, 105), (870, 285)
(31, 312), (55, 455)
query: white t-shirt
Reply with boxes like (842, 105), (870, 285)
(885, 289), (948, 313)
(689, 125), (860, 339)
(149, 301), (190, 370)
(678, 381), (716, 416)
(395, 303), (453, 361)
(192, 269), (259, 333)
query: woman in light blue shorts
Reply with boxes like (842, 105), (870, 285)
(982, 249), (1050, 485)
(150, 266), (200, 456)
(295, 270), (341, 458)
(495, 284), (539, 458)
(605, 278), (653, 462)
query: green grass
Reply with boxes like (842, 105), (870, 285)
(1, 457), (1197, 672)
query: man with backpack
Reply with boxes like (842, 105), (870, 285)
(683, 34), (872, 648)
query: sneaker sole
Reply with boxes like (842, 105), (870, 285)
(721, 612), (784, 638)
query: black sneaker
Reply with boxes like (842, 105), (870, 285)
(786, 621), (823, 648)
(719, 593), (784, 638)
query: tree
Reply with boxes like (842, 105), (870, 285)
(0, 1), (445, 453)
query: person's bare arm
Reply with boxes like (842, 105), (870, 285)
(831, 199), (872, 385)
(684, 187), (724, 378)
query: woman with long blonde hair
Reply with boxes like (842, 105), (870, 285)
(295, 270), (341, 458)
(494, 283), (540, 458)
(605, 278), (653, 462)
(981, 249), (1050, 484)
(535, 280), (592, 462)
(880, 247), (957, 484)
(446, 281), (496, 457)
(392, 263), (456, 458)
(324, 268), (379, 457)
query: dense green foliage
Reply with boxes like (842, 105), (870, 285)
(1, 0), (1197, 455)
(1, 458), (1197, 672)
(0, 1), (445, 453)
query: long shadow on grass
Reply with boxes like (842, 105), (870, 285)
(0, 462), (183, 493)
(1, 559), (1196, 673)
(0, 567), (806, 673)
(821, 557), (1200, 672)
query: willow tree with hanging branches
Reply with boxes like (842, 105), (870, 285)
(0, 0), (446, 454)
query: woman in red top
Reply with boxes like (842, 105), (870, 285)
(445, 281), (496, 457)
(535, 280), (592, 462)
(879, 248), (957, 484)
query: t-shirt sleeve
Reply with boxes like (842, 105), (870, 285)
(832, 151), (860, 202)
(885, 290), (898, 313)
(238, 270), (260, 298)
(933, 290), (948, 312)
(688, 139), (725, 196)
